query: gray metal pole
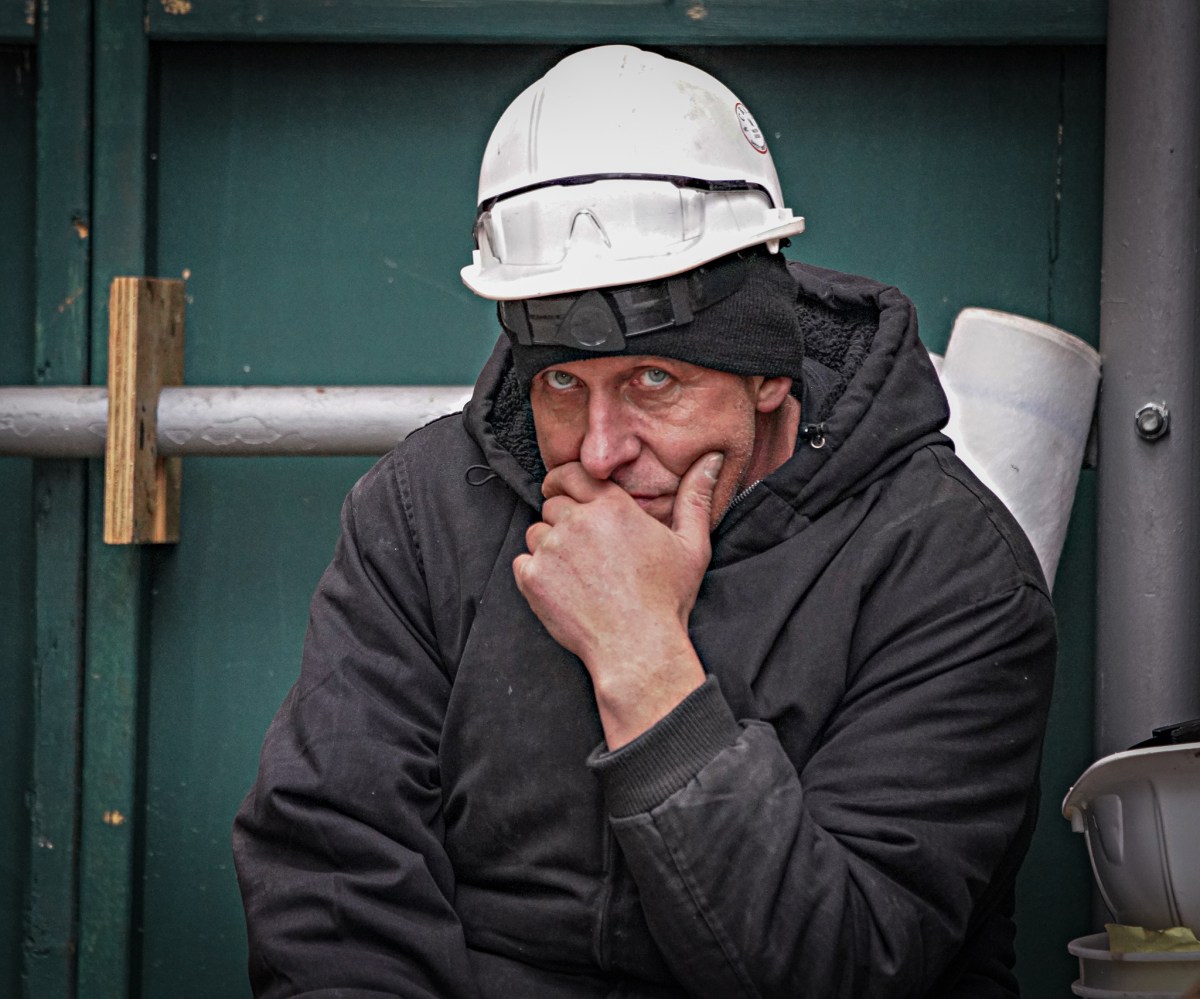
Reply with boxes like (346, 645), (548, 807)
(0, 385), (473, 457)
(1096, 0), (1200, 756)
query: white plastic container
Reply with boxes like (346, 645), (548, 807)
(1068, 932), (1200, 996)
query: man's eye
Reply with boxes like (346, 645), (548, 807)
(545, 370), (576, 390)
(640, 368), (670, 387)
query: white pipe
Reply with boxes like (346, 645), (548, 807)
(934, 308), (1101, 590)
(0, 386), (474, 457)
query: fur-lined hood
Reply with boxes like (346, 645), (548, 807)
(463, 259), (950, 565)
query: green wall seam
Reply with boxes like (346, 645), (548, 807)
(76, 0), (150, 995)
(24, 0), (93, 996)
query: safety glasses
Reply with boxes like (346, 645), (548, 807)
(474, 175), (775, 269)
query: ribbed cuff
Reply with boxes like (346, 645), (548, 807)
(587, 676), (741, 818)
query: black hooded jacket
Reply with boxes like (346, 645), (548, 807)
(233, 261), (1057, 998)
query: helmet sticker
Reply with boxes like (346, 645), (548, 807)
(735, 103), (768, 154)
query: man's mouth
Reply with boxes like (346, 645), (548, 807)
(629, 492), (675, 521)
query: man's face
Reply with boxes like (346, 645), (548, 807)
(529, 354), (789, 528)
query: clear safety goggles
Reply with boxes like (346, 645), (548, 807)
(474, 175), (775, 268)
(497, 251), (751, 351)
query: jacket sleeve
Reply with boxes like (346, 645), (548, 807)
(588, 526), (1056, 998)
(232, 454), (480, 999)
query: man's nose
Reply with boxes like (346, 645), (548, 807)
(578, 396), (640, 480)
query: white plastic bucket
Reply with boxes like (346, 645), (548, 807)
(1069, 932), (1200, 997)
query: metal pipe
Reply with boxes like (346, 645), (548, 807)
(1096, 0), (1200, 756)
(0, 385), (474, 457)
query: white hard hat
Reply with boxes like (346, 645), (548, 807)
(461, 45), (805, 301)
(1062, 739), (1200, 931)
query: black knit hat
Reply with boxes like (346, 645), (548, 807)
(504, 250), (804, 390)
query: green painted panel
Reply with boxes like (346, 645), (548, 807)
(139, 456), (374, 995)
(26, 4), (94, 997)
(147, 0), (1107, 45)
(77, 533), (144, 999)
(0, 44), (36, 999)
(148, 42), (505, 387)
(77, 0), (150, 994)
(675, 44), (1105, 353)
(144, 42), (1102, 999)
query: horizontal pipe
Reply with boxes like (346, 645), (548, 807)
(0, 385), (474, 457)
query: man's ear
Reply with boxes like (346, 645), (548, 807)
(754, 376), (793, 413)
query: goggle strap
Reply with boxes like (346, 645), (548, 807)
(499, 251), (755, 350)
(498, 299), (533, 345)
(667, 275), (694, 326)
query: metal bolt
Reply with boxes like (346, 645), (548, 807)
(1134, 402), (1170, 441)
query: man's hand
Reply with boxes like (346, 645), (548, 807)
(513, 452), (724, 749)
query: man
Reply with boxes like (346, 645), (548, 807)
(234, 46), (1056, 998)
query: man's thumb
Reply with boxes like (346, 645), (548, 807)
(672, 452), (724, 542)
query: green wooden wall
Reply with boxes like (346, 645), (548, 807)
(1, 43), (37, 999)
(5, 5), (1105, 997)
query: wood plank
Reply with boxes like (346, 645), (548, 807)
(103, 277), (185, 545)
(147, 0), (1107, 43)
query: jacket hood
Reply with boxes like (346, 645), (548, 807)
(464, 260), (950, 560)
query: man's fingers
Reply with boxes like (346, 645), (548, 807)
(542, 461), (609, 503)
(525, 521), (552, 552)
(512, 553), (532, 597)
(539, 495), (577, 527)
(671, 452), (724, 545)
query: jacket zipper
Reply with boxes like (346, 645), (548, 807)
(593, 821), (617, 972)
